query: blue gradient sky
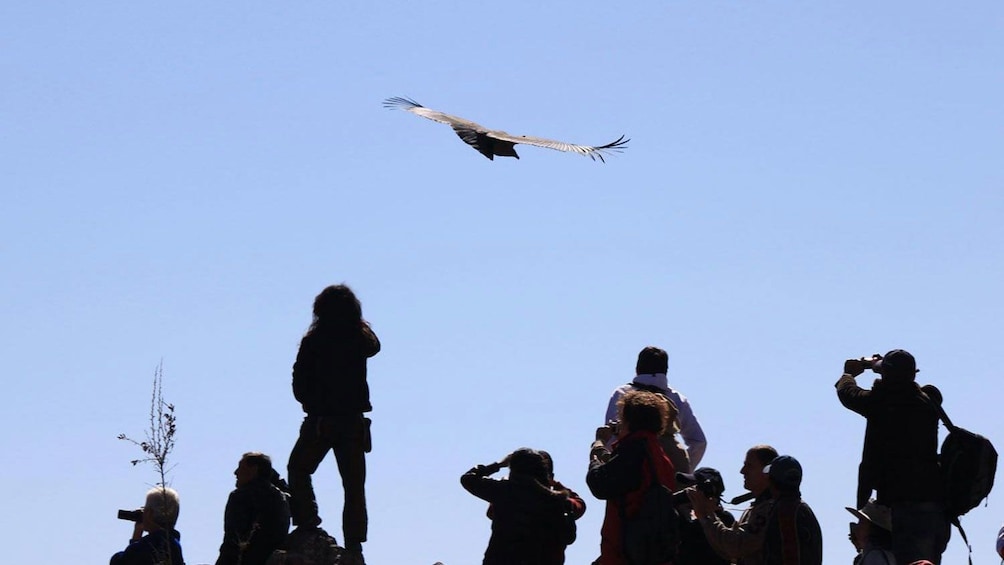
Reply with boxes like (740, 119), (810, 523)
(2, 2), (1002, 564)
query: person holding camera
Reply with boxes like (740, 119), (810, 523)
(604, 346), (706, 474)
(836, 349), (949, 564)
(216, 452), (291, 565)
(111, 487), (185, 565)
(683, 445), (775, 565)
(690, 455), (822, 565)
(587, 389), (678, 565)
(674, 468), (734, 565)
(461, 448), (579, 565)
(286, 284), (380, 565)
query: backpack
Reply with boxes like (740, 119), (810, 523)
(619, 444), (679, 565)
(920, 391), (998, 563)
(940, 426), (998, 517)
(918, 391), (998, 516)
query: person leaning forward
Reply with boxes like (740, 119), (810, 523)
(286, 284), (380, 565)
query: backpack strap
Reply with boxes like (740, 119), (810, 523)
(630, 381), (665, 394)
(917, 387), (958, 433)
(951, 514), (975, 565)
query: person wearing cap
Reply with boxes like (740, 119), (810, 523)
(836, 349), (949, 564)
(604, 346), (707, 473)
(847, 500), (895, 565)
(462, 448), (577, 565)
(588, 389), (678, 565)
(689, 455), (822, 565)
(684, 445), (777, 565)
(675, 468), (735, 565)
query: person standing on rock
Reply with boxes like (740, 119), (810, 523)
(287, 284), (380, 565)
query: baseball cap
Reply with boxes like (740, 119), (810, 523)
(874, 349), (917, 379)
(762, 455), (802, 490)
(676, 467), (726, 496)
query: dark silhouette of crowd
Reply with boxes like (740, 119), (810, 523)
(111, 285), (997, 565)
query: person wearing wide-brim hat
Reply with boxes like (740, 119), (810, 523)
(847, 499), (896, 565)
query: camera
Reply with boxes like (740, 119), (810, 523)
(117, 509), (143, 522)
(860, 354), (883, 372)
(672, 476), (725, 505)
(694, 475), (725, 500)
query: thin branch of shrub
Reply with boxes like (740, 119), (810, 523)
(118, 361), (177, 565)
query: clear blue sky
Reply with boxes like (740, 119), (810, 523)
(2, 2), (1002, 564)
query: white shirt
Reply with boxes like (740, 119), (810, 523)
(604, 373), (708, 468)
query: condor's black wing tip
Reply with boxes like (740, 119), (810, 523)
(382, 96), (423, 110)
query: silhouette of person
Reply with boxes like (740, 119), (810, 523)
(111, 487), (185, 565)
(287, 284), (380, 565)
(837, 350), (949, 564)
(216, 452), (290, 565)
(463, 448), (579, 565)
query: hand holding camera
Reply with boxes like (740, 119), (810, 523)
(117, 508), (146, 540)
(844, 354), (882, 377)
(685, 487), (718, 519)
(595, 423), (616, 443)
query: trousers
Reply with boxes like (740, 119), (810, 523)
(891, 501), (950, 565)
(287, 414), (369, 548)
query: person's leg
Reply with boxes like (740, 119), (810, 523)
(287, 416), (333, 528)
(332, 417), (368, 552)
(891, 502), (950, 564)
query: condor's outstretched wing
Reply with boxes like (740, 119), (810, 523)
(384, 96), (628, 162)
(383, 96), (486, 132)
(485, 131), (628, 163)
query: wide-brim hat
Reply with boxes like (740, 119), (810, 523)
(845, 499), (892, 532)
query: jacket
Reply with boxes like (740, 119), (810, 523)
(110, 529), (185, 565)
(677, 507), (734, 565)
(835, 375), (943, 506)
(586, 431), (678, 565)
(216, 477), (291, 565)
(700, 492), (773, 565)
(462, 468), (572, 565)
(761, 493), (823, 565)
(605, 374), (707, 468)
(484, 478), (586, 564)
(292, 324), (380, 417)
